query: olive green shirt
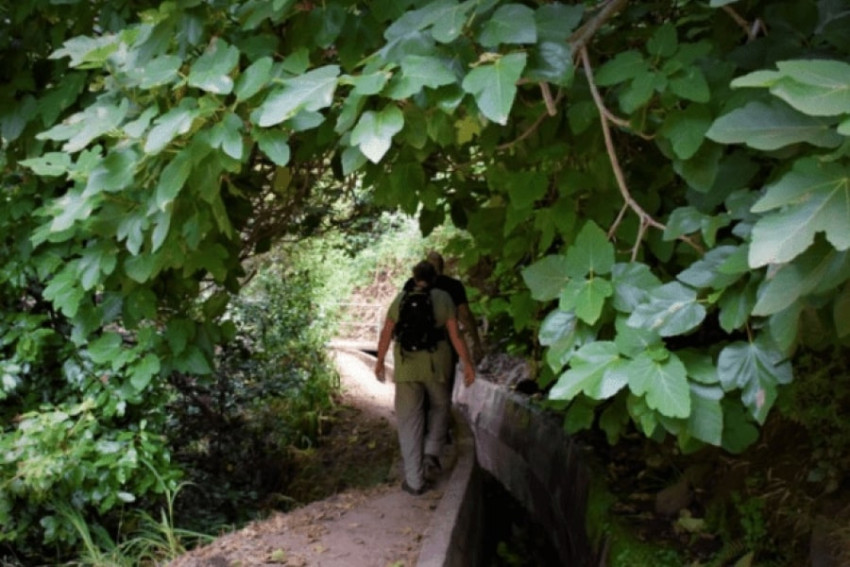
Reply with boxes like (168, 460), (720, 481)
(388, 288), (456, 383)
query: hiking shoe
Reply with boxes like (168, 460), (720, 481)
(402, 480), (431, 496)
(424, 454), (442, 481)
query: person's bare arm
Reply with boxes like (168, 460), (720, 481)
(446, 317), (476, 387)
(375, 318), (394, 383)
(457, 303), (484, 364)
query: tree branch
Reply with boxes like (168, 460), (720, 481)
(580, 47), (704, 256)
(497, 89), (564, 150)
(581, 48), (663, 230)
(540, 82), (557, 116)
(498, 0), (631, 152)
(568, 0), (630, 55)
(722, 6), (767, 40)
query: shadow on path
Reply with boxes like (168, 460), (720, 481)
(169, 347), (444, 567)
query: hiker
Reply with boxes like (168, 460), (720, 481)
(374, 261), (476, 495)
(403, 250), (484, 370)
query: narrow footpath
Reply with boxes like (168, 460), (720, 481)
(170, 349), (448, 567)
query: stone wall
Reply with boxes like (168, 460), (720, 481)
(454, 377), (594, 566)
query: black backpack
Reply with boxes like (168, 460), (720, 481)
(393, 288), (444, 353)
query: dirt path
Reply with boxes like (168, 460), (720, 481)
(169, 349), (441, 567)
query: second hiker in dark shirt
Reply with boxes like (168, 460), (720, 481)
(403, 251), (484, 377)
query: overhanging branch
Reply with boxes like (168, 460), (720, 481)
(580, 47), (704, 257)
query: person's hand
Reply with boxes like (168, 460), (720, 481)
(375, 359), (386, 383)
(463, 364), (475, 387)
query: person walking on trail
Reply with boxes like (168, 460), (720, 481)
(374, 261), (476, 496)
(404, 251), (485, 368)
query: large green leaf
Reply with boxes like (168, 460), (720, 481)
(623, 351), (690, 419)
(540, 310), (582, 372)
(252, 129), (290, 166)
(687, 384), (723, 446)
(559, 277), (613, 325)
(77, 241), (117, 291)
(117, 213), (148, 255)
(611, 263), (662, 313)
(50, 34), (120, 68)
(594, 51), (646, 86)
(706, 100), (842, 150)
(187, 39), (240, 94)
(87, 332), (123, 365)
(347, 72), (390, 96)
(522, 254), (569, 301)
(507, 170), (547, 210)
(431, 0), (474, 43)
(659, 105), (712, 160)
(43, 268), (85, 318)
(752, 241), (850, 316)
(50, 189), (95, 233)
(539, 309), (577, 347)
(717, 337), (793, 424)
(648, 23), (677, 58)
(384, 0), (461, 41)
(718, 281), (757, 333)
(155, 150), (193, 210)
(124, 107), (158, 138)
(85, 147), (139, 195)
(126, 55), (181, 89)
(535, 4), (582, 42)
(20, 152), (72, 177)
(218, 112), (244, 160)
(386, 55), (457, 99)
(253, 65), (340, 127)
(673, 142), (722, 193)
(678, 349), (719, 385)
(564, 221), (615, 277)
(620, 71), (664, 113)
(350, 105), (405, 163)
(129, 354), (160, 392)
(721, 399), (760, 454)
(38, 98), (129, 153)
(765, 59), (850, 117)
(677, 245), (744, 290)
(564, 396), (598, 434)
(614, 316), (662, 358)
(124, 253), (160, 284)
(749, 159), (850, 268)
(549, 341), (627, 401)
(627, 282), (706, 337)
(144, 98), (199, 155)
(627, 394), (662, 438)
(668, 67), (710, 103)
(234, 56), (274, 101)
(478, 4), (537, 47)
(174, 345), (213, 375)
(526, 41), (574, 86)
(461, 53), (526, 125)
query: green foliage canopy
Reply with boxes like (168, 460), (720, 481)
(2, 0), (850, 554)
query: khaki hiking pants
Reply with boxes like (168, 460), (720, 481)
(394, 379), (450, 491)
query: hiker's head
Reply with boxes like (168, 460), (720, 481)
(426, 251), (445, 274)
(412, 261), (437, 286)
